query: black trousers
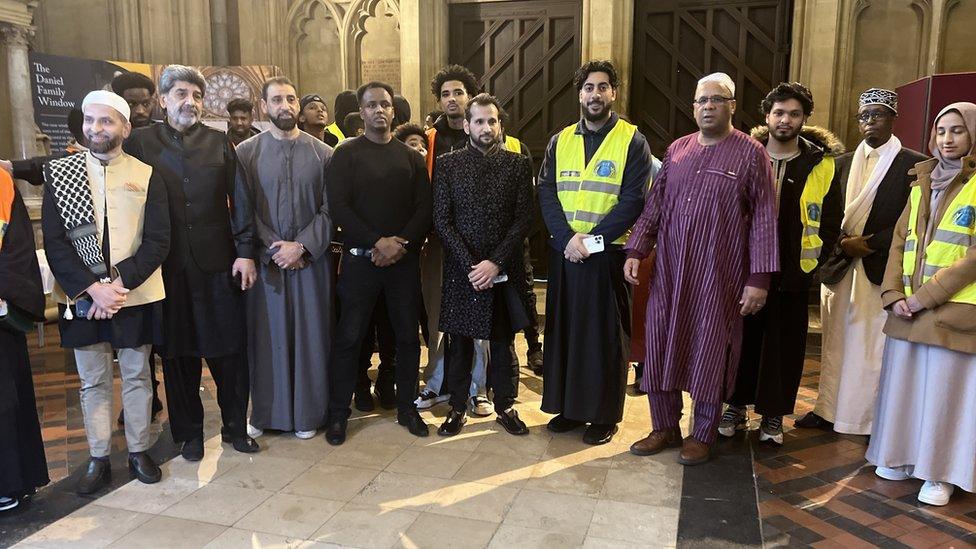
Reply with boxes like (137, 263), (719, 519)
(728, 288), (809, 417)
(447, 336), (517, 412)
(330, 252), (422, 419)
(357, 295), (396, 391)
(163, 353), (248, 442)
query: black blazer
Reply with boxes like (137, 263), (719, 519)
(820, 147), (928, 285)
(124, 122), (240, 275)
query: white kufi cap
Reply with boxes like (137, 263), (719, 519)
(697, 72), (735, 97)
(82, 90), (130, 121)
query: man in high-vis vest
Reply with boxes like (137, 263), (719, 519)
(720, 83), (844, 445)
(42, 90), (170, 494)
(537, 60), (652, 445)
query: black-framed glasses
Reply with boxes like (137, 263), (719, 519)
(694, 95), (733, 106)
(856, 111), (892, 123)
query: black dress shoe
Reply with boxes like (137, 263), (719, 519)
(794, 412), (833, 430)
(181, 437), (205, 461)
(397, 409), (430, 437)
(437, 408), (467, 436)
(547, 414), (585, 433)
(222, 434), (260, 453)
(376, 382), (397, 410)
(128, 452), (162, 484)
(496, 408), (529, 435)
(325, 418), (348, 446)
(527, 350), (544, 375)
(354, 386), (376, 412)
(76, 457), (111, 495)
(583, 423), (618, 445)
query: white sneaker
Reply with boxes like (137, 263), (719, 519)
(875, 466), (911, 481)
(295, 430), (317, 439)
(415, 390), (450, 410)
(246, 423), (264, 438)
(917, 481), (954, 506)
(0, 496), (18, 511)
(758, 416), (784, 446)
(469, 395), (493, 417)
(717, 406), (747, 437)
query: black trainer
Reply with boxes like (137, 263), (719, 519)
(582, 423), (618, 445)
(222, 434), (260, 453)
(547, 414), (585, 433)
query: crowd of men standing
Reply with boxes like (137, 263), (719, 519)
(1, 56), (974, 514)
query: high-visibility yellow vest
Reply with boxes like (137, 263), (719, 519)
(903, 172), (976, 304)
(326, 122), (344, 141)
(798, 157), (835, 273)
(555, 120), (637, 245)
(504, 135), (522, 154)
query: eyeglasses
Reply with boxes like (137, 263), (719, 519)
(856, 111), (892, 123)
(694, 96), (733, 106)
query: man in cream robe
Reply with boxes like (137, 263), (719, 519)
(799, 89), (927, 434)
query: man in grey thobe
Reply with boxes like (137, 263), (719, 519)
(234, 77), (334, 438)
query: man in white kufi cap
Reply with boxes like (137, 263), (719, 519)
(41, 89), (171, 494)
(796, 87), (927, 435)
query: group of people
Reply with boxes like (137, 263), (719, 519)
(0, 56), (973, 514)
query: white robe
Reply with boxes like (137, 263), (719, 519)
(814, 137), (901, 435)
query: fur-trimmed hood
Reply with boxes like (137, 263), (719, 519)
(750, 125), (846, 157)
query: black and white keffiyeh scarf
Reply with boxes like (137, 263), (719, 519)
(43, 152), (109, 279)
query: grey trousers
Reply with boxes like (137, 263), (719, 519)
(74, 343), (152, 457)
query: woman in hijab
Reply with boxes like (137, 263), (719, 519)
(866, 102), (976, 506)
(0, 170), (49, 511)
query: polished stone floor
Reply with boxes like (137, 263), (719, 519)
(4, 321), (976, 547)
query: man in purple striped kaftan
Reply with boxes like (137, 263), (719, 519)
(623, 73), (779, 465)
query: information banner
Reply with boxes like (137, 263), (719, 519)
(29, 52), (281, 153)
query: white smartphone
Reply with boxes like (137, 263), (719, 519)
(492, 274), (509, 283)
(583, 235), (605, 254)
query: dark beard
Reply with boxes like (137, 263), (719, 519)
(469, 134), (497, 150)
(271, 114), (297, 131)
(771, 125), (802, 143)
(87, 134), (123, 154)
(583, 102), (610, 122)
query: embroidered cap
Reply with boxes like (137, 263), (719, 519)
(82, 90), (130, 122)
(859, 88), (898, 114)
(697, 73), (735, 97)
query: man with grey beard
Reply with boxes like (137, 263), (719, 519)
(124, 65), (259, 461)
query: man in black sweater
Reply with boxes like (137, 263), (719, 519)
(325, 81), (433, 445)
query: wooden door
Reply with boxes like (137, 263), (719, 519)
(449, 0), (583, 279)
(631, 0), (793, 156)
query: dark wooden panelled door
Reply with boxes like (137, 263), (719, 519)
(631, 0), (793, 156)
(449, 0), (583, 279)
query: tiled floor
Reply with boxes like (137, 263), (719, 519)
(10, 335), (688, 549)
(752, 359), (976, 548)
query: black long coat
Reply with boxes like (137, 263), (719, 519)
(433, 145), (534, 340)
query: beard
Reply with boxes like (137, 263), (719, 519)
(271, 111), (297, 131)
(770, 124), (802, 142)
(582, 100), (610, 122)
(470, 133), (497, 149)
(172, 104), (200, 127)
(86, 132), (123, 154)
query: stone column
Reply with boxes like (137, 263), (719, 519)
(398, 0), (448, 120)
(581, 0), (635, 117)
(210, 0), (230, 66)
(1, 21), (42, 209)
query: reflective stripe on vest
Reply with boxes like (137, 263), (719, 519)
(902, 172), (976, 304)
(326, 122), (344, 141)
(555, 120), (637, 245)
(798, 157), (835, 273)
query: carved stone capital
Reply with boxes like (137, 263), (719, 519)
(0, 22), (34, 48)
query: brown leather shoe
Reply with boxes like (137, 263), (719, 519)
(678, 436), (711, 466)
(629, 428), (682, 456)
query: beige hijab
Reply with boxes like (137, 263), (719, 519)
(929, 102), (976, 190)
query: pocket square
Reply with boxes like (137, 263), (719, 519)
(124, 182), (145, 192)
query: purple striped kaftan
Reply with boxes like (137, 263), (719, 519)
(624, 129), (779, 404)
